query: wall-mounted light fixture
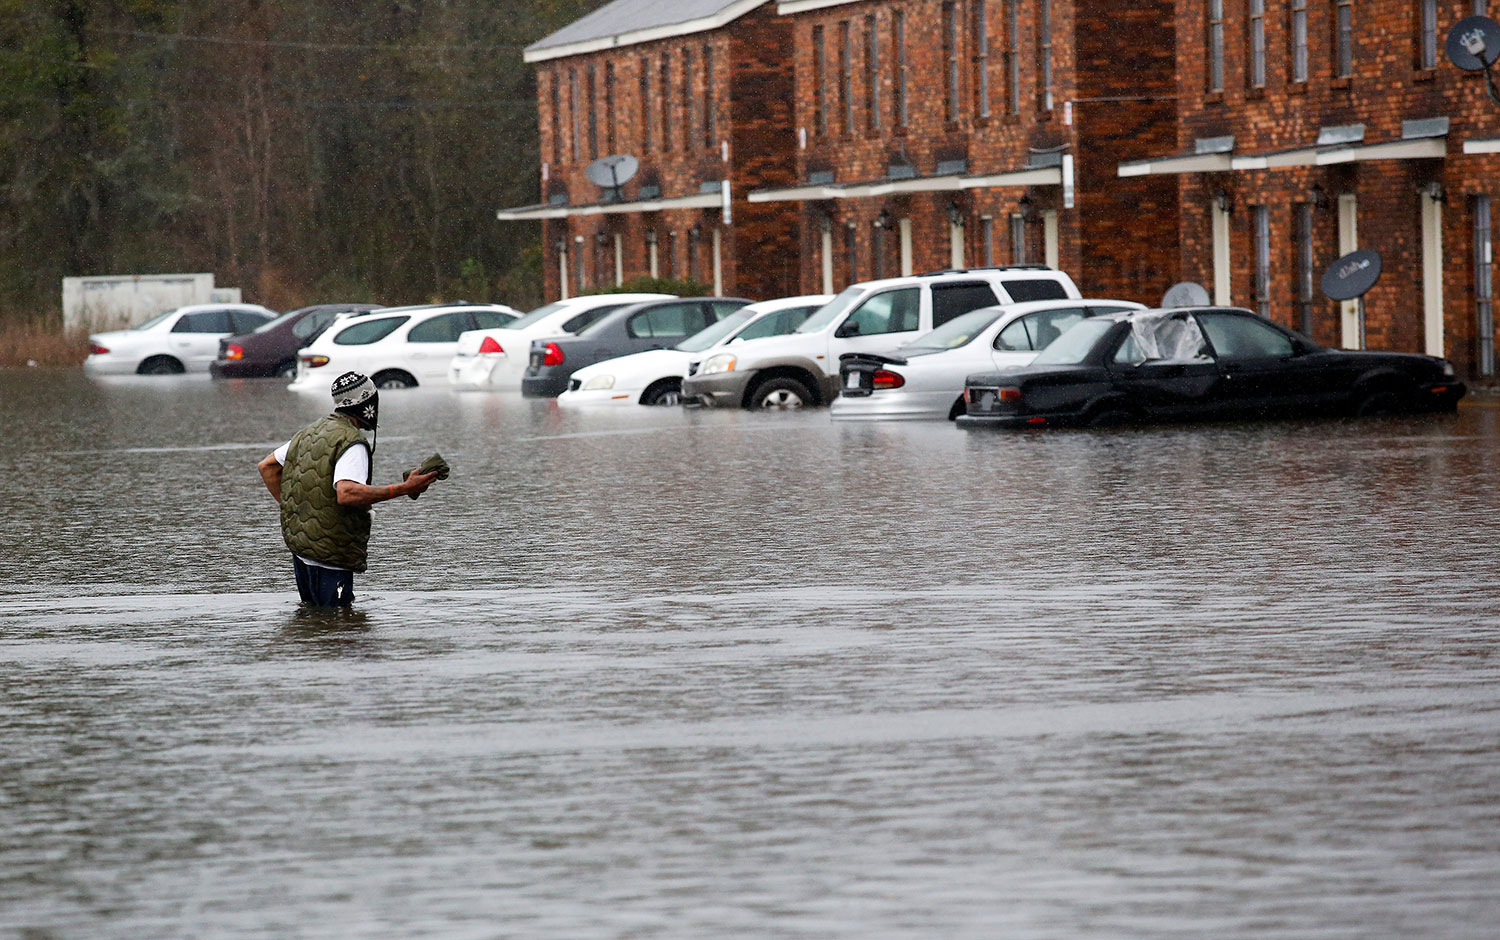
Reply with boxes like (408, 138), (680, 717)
(1308, 183), (1330, 210)
(1214, 189), (1234, 214)
(1421, 180), (1445, 202)
(873, 209), (892, 229)
(946, 202), (965, 227)
(817, 212), (832, 234)
(645, 228), (657, 246)
(1017, 195), (1035, 220)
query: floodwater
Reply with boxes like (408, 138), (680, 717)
(4, 369), (1500, 939)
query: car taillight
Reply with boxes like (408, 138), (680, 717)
(478, 336), (504, 354)
(89, 342), (109, 355)
(999, 387), (1023, 402)
(303, 355), (330, 368)
(871, 368), (905, 389)
(542, 342), (565, 366)
(225, 343), (244, 360)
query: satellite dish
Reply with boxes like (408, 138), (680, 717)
(1161, 281), (1211, 308)
(1446, 16), (1500, 71)
(584, 154), (640, 190)
(1321, 250), (1382, 301)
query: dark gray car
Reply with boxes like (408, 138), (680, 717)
(521, 297), (750, 397)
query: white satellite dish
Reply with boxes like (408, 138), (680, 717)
(584, 154), (640, 190)
(1161, 282), (1211, 308)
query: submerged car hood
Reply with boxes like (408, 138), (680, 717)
(712, 331), (829, 366)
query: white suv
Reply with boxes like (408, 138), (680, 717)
(679, 266), (1081, 409)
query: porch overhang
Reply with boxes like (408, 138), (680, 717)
(496, 192), (722, 221)
(747, 166), (1062, 203)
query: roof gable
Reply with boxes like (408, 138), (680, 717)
(525, 0), (768, 62)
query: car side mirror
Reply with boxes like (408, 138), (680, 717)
(835, 320), (860, 338)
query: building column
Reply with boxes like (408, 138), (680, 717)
(648, 230), (659, 278)
(1042, 210), (1059, 271)
(712, 228), (723, 296)
(898, 218), (914, 276)
(1421, 189), (1444, 356)
(821, 226), (835, 294)
(613, 233), (624, 286)
(1212, 197), (1232, 305)
(558, 237), (570, 300)
(1338, 193), (1361, 349)
(949, 220), (965, 269)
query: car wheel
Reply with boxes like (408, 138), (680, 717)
(1087, 406), (1134, 428)
(640, 380), (682, 406)
(137, 355), (184, 375)
(750, 376), (812, 410)
(948, 396), (966, 421)
(372, 370), (416, 390)
(1355, 389), (1402, 417)
(274, 360), (298, 380)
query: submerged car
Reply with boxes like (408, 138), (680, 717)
(958, 306), (1466, 429)
(832, 298), (1143, 420)
(448, 293), (674, 390)
(289, 303), (518, 391)
(84, 304), (278, 375)
(211, 303), (381, 379)
(521, 297), (751, 398)
(557, 294), (831, 407)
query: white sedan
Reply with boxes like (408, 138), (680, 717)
(289, 303), (518, 391)
(557, 295), (833, 407)
(448, 293), (673, 390)
(830, 298), (1144, 420)
(83, 304), (277, 375)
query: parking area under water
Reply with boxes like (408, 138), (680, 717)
(4, 370), (1500, 938)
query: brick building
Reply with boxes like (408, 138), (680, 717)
(498, 0), (802, 303)
(749, 0), (1180, 305)
(1121, 0), (1500, 379)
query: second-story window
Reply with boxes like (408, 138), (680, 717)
(604, 62), (615, 154)
(640, 57), (652, 152)
(894, 11), (908, 128)
(866, 14), (881, 131)
(943, 2), (961, 122)
(1037, 0), (1053, 110)
(586, 65), (598, 159)
(660, 54), (671, 151)
(1419, 0), (1438, 70)
(549, 70), (562, 165)
(569, 68), (581, 161)
(1006, 0), (1021, 114)
(704, 45), (716, 149)
(1207, 0), (1225, 93)
(1334, 0), (1354, 78)
(813, 25), (828, 136)
(1290, 0), (1309, 83)
(839, 20), (853, 133)
(682, 48), (694, 151)
(974, 0), (990, 118)
(1248, 0), (1266, 88)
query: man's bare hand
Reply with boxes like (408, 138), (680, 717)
(404, 468), (440, 496)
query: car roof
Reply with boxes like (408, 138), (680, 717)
(370, 302), (516, 315)
(738, 294), (834, 315)
(573, 296), (752, 335)
(963, 298), (1145, 317)
(170, 303), (274, 314)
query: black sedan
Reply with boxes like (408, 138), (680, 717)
(958, 306), (1465, 429)
(521, 297), (750, 398)
(211, 303), (381, 379)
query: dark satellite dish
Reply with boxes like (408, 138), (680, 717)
(1446, 16), (1500, 71)
(1161, 282), (1211, 308)
(1321, 250), (1382, 301)
(584, 154), (640, 190)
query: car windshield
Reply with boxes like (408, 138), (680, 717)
(1029, 318), (1116, 366)
(902, 308), (1005, 351)
(133, 311), (176, 330)
(676, 309), (755, 352)
(795, 287), (864, 333)
(502, 301), (573, 330)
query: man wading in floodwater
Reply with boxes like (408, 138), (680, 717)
(257, 371), (439, 607)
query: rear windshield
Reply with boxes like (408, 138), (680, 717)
(677, 309), (755, 352)
(902, 308), (1005, 351)
(1001, 279), (1069, 302)
(1029, 318), (1114, 366)
(134, 311), (176, 330)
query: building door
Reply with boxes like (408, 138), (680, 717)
(1421, 190), (1444, 356)
(1338, 193), (1361, 348)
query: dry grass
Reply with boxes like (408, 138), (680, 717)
(0, 321), (90, 368)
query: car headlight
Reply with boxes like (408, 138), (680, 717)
(581, 374), (615, 390)
(700, 353), (736, 375)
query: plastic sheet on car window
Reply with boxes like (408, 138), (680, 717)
(1130, 311), (1208, 361)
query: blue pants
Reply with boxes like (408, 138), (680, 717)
(292, 556), (355, 607)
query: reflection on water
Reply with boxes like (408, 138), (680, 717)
(3, 369), (1500, 938)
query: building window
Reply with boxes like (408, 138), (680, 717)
(1207, 0), (1225, 92)
(1296, 203), (1316, 337)
(586, 65), (598, 159)
(1006, 0), (1021, 114)
(1477, 195), (1495, 376)
(845, 222), (859, 287)
(813, 25), (827, 136)
(839, 20), (853, 133)
(1248, 0), (1266, 88)
(704, 45), (716, 149)
(1037, 0), (1053, 110)
(1290, 0), (1309, 83)
(974, 0), (990, 117)
(660, 55), (671, 151)
(943, 2), (960, 122)
(640, 58), (652, 152)
(1334, 0), (1354, 78)
(1010, 213), (1027, 264)
(1419, 0), (1438, 70)
(1253, 206), (1271, 319)
(866, 14), (880, 131)
(873, 223), (886, 279)
(604, 62), (616, 154)
(549, 71), (562, 164)
(569, 69), (580, 160)
(894, 11), (908, 128)
(682, 48), (694, 151)
(688, 228), (700, 282)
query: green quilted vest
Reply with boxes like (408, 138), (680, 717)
(280, 414), (373, 572)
